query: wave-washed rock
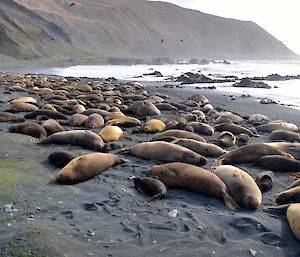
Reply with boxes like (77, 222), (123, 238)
(233, 78), (271, 89)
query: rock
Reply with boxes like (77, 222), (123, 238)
(233, 77), (271, 89)
(176, 72), (214, 84)
(143, 70), (163, 77)
(260, 98), (277, 104)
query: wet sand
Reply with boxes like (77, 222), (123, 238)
(0, 74), (300, 257)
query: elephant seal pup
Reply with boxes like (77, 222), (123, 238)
(124, 141), (207, 165)
(269, 130), (300, 142)
(132, 176), (167, 204)
(254, 155), (300, 172)
(213, 165), (262, 209)
(39, 130), (104, 151)
(55, 153), (127, 184)
(153, 129), (206, 143)
(171, 138), (226, 157)
(127, 101), (161, 116)
(42, 119), (64, 135)
(25, 110), (68, 120)
(215, 122), (257, 137)
(276, 186), (300, 205)
(287, 203), (300, 241)
(255, 171), (275, 193)
(144, 119), (166, 133)
(257, 121), (298, 133)
(187, 122), (214, 136)
(5, 102), (38, 113)
(218, 131), (236, 147)
(48, 151), (75, 168)
(9, 122), (47, 138)
(99, 125), (123, 142)
(148, 162), (238, 210)
(214, 143), (292, 166)
(85, 113), (104, 129)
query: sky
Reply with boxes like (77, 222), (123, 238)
(149, 0), (300, 55)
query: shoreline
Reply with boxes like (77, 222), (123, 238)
(0, 72), (299, 256)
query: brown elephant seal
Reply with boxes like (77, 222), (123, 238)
(148, 162), (238, 210)
(214, 143), (292, 166)
(104, 112), (125, 121)
(85, 113), (104, 128)
(55, 153), (127, 184)
(187, 94), (209, 106)
(124, 141), (207, 165)
(257, 121), (298, 133)
(254, 155), (300, 172)
(39, 130), (104, 151)
(82, 109), (110, 117)
(106, 117), (141, 127)
(0, 112), (23, 122)
(248, 114), (270, 124)
(287, 203), (300, 241)
(9, 122), (47, 138)
(25, 110), (68, 120)
(269, 130), (300, 142)
(69, 113), (88, 127)
(214, 112), (244, 125)
(42, 119), (64, 135)
(132, 176), (167, 204)
(265, 142), (300, 161)
(215, 122), (257, 136)
(288, 179), (300, 189)
(255, 171), (275, 193)
(48, 151), (75, 168)
(156, 103), (177, 111)
(99, 125), (123, 142)
(171, 138), (226, 157)
(9, 96), (37, 104)
(202, 104), (214, 113)
(236, 133), (250, 145)
(5, 102), (38, 113)
(213, 165), (262, 209)
(127, 101), (161, 116)
(276, 186), (300, 205)
(144, 119), (166, 133)
(218, 131), (236, 147)
(187, 122), (214, 135)
(153, 129), (206, 143)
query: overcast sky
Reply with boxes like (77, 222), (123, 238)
(149, 0), (300, 55)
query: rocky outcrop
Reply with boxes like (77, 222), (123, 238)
(252, 74), (300, 81)
(233, 78), (271, 89)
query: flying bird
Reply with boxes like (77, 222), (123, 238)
(180, 39), (183, 43)
(160, 39), (164, 44)
(70, 2), (75, 6)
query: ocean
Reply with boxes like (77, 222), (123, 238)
(34, 60), (300, 109)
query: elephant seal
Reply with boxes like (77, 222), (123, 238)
(42, 119), (64, 135)
(106, 117), (141, 127)
(287, 203), (300, 241)
(0, 112), (23, 122)
(269, 130), (300, 142)
(55, 153), (127, 184)
(248, 114), (270, 124)
(127, 101), (161, 116)
(187, 122), (214, 135)
(48, 151), (75, 168)
(254, 155), (300, 172)
(153, 129), (206, 143)
(132, 176), (167, 204)
(215, 122), (257, 136)
(85, 113), (104, 128)
(187, 94), (209, 106)
(218, 131), (236, 147)
(39, 130), (104, 151)
(5, 102), (38, 113)
(171, 138), (226, 157)
(144, 119), (166, 133)
(255, 171), (275, 192)
(9, 122), (47, 138)
(213, 165), (262, 209)
(257, 121), (298, 133)
(288, 179), (300, 189)
(124, 141), (207, 165)
(265, 142), (300, 161)
(214, 143), (292, 166)
(69, 113), (88, 127)
(9, 96), (37, 104)
(104, 112), (125, 121)
(214, 112), (244, 125)
(148, 162), (238, 210)
(25, 110), (68, 120)
(276, 186), (300, 205)
(99, 125), (123, 142)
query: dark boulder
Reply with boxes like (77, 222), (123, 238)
(233, 77), (271, 89)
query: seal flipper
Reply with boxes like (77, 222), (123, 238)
(146, 192), (166, 205)
(223, 191), (239, 210)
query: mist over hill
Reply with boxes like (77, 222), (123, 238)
(0, 0), (297, 65)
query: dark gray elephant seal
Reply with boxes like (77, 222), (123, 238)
(48, 151), (75, 168)
(269, 130), (300, 142)
(9, 122), (47, 138)
(39, 130), (104, 151)
(254, 155), (300, 172)
(133, 176), (167, 204)
(153, 129), (206, 142)
(276, 186), (300, 205)
(255, 171), (275, 192)
(215, 122), (257, 136)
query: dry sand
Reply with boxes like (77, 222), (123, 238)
(0, 75), (299, 257)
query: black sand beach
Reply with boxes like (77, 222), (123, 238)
(0, 73), (300, 257)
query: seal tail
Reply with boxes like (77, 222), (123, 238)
(223, 192), (239, 210)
